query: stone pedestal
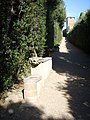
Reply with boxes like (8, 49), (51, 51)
(24, 57), (52, 101)
(24, 76), (41, 101)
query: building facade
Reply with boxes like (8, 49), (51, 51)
(66, 17), (75, 31)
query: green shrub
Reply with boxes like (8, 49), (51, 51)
(0, 0), (65, 92)
(67, 9), (90, 53)
(46, 0), (66, 49)
(54, 21), (62, 46)
(0, 0), (46, 92)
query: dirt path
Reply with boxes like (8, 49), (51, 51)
(34, 37), (90, 120)
(0, 37), (90, 120)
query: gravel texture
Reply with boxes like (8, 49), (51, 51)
(0, 37), (90, 120)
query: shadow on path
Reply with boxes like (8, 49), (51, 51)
(0, 101), (67, 120)
(0, 101), (44, 120)
(0, 38), (90, 120)
(52, 38), (90, 120)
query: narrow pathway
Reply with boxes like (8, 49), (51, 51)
(0, 37), (90, 120)
(35, 37), (90, 120)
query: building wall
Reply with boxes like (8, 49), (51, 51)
(66, 17), (75, 30)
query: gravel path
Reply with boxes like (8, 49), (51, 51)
(0, 37), (90, 120)
(33, 37), (90, 120)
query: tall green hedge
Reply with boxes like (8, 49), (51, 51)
(67, 9), (90, 53)
(13, 1), (46, 57)
(54, 21), (62, 46)
(0, 0), (66, 92)
(0, 0), (46, 92)
(46, 0), (66, 49)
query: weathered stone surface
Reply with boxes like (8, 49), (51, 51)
(31, 57), (52, 81)
(24, 57), (52, 101)
(24, 90), (37, 97)
(24, 76), (41, 100)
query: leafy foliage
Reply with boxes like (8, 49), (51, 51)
(54, 21), (62, 46)
(67, 9), (90, 53)
(46, 0), (66, 49)
(0, 0), (65, 92)
(0, 0), (16, 91)
(13, 1), (46, 57)
(0, 0), (46, 91)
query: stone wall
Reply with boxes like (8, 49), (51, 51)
(31, 57), (52, 81)
(24, 57), (52, 101)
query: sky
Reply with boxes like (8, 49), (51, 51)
(64, 0), (90, 28)
(64, 0), (90, 22)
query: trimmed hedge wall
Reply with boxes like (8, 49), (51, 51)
(0, 0), (66, 92)
(67, 10), (90, 53)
